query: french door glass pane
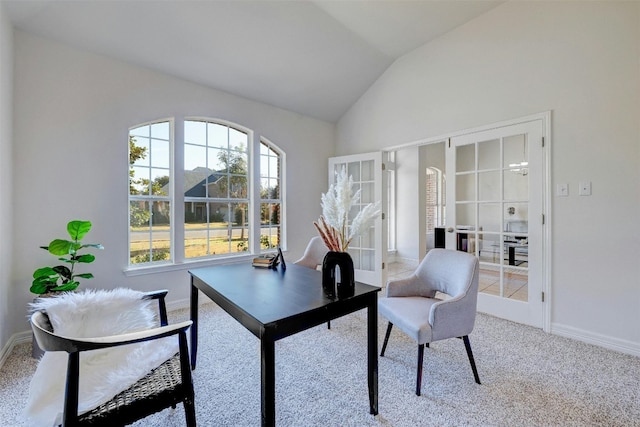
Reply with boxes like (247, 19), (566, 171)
(503, 134), (528, 168)
(478, 138), (500, 170)
(478, 170), (500, 200)
(479, 203), (501, 232)
(456, 144), (475, 172)
(456, 173), (475, 201)
(456, 203), (475, 227)
(504, 171), (528, 200)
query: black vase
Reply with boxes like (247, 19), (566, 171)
(322, 251), (355, 299)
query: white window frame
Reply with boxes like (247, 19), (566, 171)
(128, 118), (174, 267)
(258, 138), (286, 254)
(126, 116), (286, 275)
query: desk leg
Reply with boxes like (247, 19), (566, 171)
(190, 281), (198, 370)
(509, 246), (515, 266)
(261, 337), (276, 427)
(367, 296), (379, 416)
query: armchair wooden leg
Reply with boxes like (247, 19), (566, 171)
(416, 343), (425, 396)
(327, 320), (331, 329)
(380, 322), (393, 357)
(462, 335), (481, 384)
(179, 332), (197, 427)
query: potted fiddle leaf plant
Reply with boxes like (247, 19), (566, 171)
(31, 220), (104, 295)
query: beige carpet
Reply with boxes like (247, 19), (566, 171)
(1, 303), (639, 426)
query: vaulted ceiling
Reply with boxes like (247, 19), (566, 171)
(3, 0), (503, 122)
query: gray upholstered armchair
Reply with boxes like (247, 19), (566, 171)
(379, 248), (481, 395)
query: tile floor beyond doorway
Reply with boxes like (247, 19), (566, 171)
(387, 257), (528, 302)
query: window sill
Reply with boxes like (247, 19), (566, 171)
(123, 253), (257, 277)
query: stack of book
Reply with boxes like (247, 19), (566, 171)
(252, 254), (278, 268)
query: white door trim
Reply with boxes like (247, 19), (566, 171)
(383, 111), (551, 332)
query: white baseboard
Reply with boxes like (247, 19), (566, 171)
(551, 322), (640, 357)
(0, 330), (32, 369)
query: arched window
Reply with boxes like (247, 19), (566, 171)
(128, 118), (286, 268)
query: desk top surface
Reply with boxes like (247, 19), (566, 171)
(189, 263), (380, 326)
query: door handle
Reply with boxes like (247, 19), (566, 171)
(447, 227), (455, 233)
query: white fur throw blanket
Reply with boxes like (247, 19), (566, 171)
(24, 288), (178, 427)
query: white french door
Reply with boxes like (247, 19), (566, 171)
(445, 119), (545, 327)
(328, 152), (386, 286)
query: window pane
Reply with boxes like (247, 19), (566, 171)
(131, 137), (150, 166)
(269, 179), (280, 199)
(259, 224), (280, 250)
(130, 126), (148, 138)
(208, 148), (226, 171)
(231, 203), (248, 226)
(150, 139), (170, 168)
(261, 202), (281, 226)
(129, 201), (170, 264)
(184, 201), (208, 226)
(268, 156), (278, 177)
(229, 128), (247, 151)
(150, 168), (170, 196)
(151, 122), (169, 139)
(229, 175), (247, 198)
(184, 144), (206, 174)
(130, 166), (149, 195)
(185, 121), (206, 145)
(207, 123), (228, 149)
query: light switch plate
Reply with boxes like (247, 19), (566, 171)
(579, 181), (591, 196)
(556, 183), (569, 197)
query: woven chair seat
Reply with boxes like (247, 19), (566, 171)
(73, 353), (184, 426)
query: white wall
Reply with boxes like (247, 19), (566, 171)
(337, 2), (640, 352)
(0, 2), (14, 350)
(6, 31), (334, 343)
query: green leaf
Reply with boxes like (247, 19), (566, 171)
(51, 281), (79, 292)
(32, 276), (58, 286)
(30, 283), (49, 294)
(74, 273), (94, 279)
(52, 265), (72, 279)
(33, 267), (57, 279)
(74, 254), (96, 263)
(67, 220), (92, 241)
(48, 239), (73, 256)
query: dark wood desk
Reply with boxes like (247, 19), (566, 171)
(189, 263), (380, 426)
